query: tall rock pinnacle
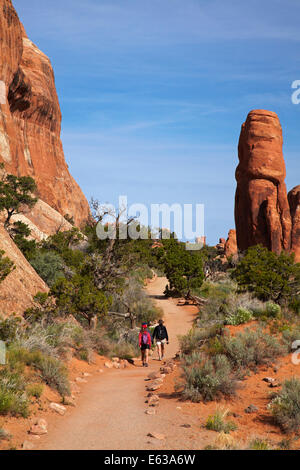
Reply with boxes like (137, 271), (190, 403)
(235, 110), (292, 255)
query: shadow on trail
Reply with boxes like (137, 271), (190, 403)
(158, 391), (182, 401)
(148, 294), (168, 300)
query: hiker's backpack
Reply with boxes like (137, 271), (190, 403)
(142, 331), (149, 345)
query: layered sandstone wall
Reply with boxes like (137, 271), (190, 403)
(0, 0), (90, 228)
(235, 110), (299, 262)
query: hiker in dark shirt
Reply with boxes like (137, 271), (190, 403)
(153, 319), (169, 361)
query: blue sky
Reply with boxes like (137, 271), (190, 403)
(13, 0), (300, 244)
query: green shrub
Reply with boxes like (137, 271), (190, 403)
(222, 328), (286, 370)
(0, 316), (22, 343)
(268, 378), (300, 433)
(0, 370), (29, 417)
(9, 221), (37, 260)
(231, 245), (300, 303)
(179, 325), (223, 355)
(206, 408), (237, 434)
(265, 302), (281, 318)
(249, 438), (271, 450)
(282, 326), (300, 352)
(290, 297), (300, 314)
(0, 250), (15, 283)
(180, 353), (238, 402)
(34, 356), (70, 397)
(30, 251), (65, 287)
(225, 307), (253, 326)
(111, 341), (139, 360)
(26, 383), (44, 399)
(7, 346), (70, 397)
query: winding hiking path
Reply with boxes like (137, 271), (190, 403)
(36, 277), (207, 450)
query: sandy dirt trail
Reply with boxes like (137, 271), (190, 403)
(36, 277), (208, 450)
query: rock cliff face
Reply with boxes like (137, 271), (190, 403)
(288, 186), (300, 262)
(235, 110), (292, 255)
(0, 0), (90, 228)
(0, 225), (48, 315)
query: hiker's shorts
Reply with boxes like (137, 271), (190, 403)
(156, 339), (167, 346)
(141, 344), (150, 350)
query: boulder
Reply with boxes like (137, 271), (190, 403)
(22, 440), (35, 450)
(147, 395), (160, 407)
(104, 361), (114, 369)
(49, 402), (67, 416)
(75, 377), (88, 384)
(29, 418), (47, 435)
(244, 404), (259, 414)
(147, 371), (164, 381)
(146, 382), (162, 392)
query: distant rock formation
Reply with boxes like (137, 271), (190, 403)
(215, 230), (237, 261)
(0, 0), (90, 228)
(288, 186), (300, 262)
(225, 229), (237, 259)
(235, 110), (292, 256)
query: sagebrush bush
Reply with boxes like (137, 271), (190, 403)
(268, 378), (300, 433)
(0, 370), (29, 417)
(30, 251), (65, 287)
(7, 346), (70, 397)
(248, 438), (271, 450)
(180, 353), (238, 402)
(225, 307), (253, 326)
(26, 383), (44, 399)
(179, 325), (223, 355)
(282, 326), (300, 352)
(205, 432), (240, 450)
(35, 356), (70, 397)
(206, 407), (237, 434)
(222, 328), (286, 369)
(265, 302), (281, 318)
(0, 316), (22, 343)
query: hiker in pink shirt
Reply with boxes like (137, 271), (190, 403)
(139, 323), (152, 367)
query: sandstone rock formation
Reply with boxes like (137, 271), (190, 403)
(0, 225), (48, 315)
(288, 186), (300, 262)
(0, 0), (90, 228)
(12, 199), (73, 241)
(224, 229), (237, 259)
(235, 110), (292, 255)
